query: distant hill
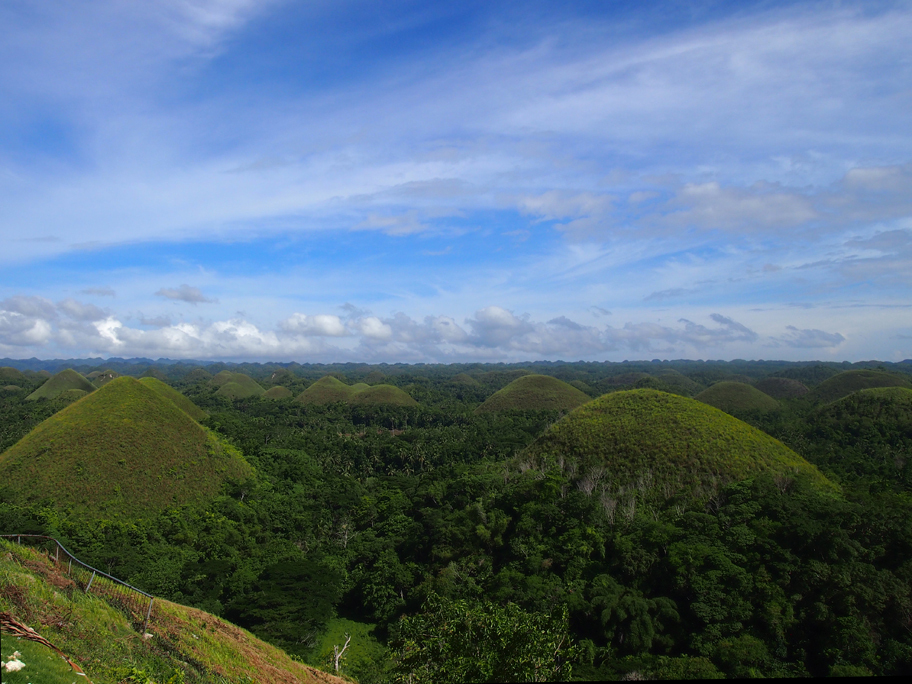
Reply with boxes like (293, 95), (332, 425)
(520, 389), (834, 504)
(26, 369), (96, 401)
(754, 377), (809, 399)
(0, 377), (252, 519)
(0, 366), (27, 384)
(476, 374), (591, 413)
(297, 376), (417, 406)
(695, 381), (780, 414)
(806, 370), (912, 404)
(0, 539), (344, 684)
(139, 377), (209, 421)
(211, 371), (266, 399)
(264, 386), (293, 399)
(771, 364), (841, 387)
(92, 368), (121, 387)
(183, 367), (213, 383)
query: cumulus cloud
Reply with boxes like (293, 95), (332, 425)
(0, 295), (57, 319)
(280, 313), (348, 336)
(57, 298), (107, 321)
(155, 284), (218, 304)
(0, 310), (53, 347)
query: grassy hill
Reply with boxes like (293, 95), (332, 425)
(350, 384), (418, 406)
(0, 366), (27, 384)
(806, 369), (912, 404)
(211, 372), (266, 399)
(0, 377), (252, 519)
(264, 386), (294, 399)
(695, 381), (780, 414)
(297, 376), (417, 406)
(183, 368), (213, 384)
(26, 369), (96, 401)
(476, 374), (591, 413)
(0, 539), (344, 684)
(138, 376), (209, 421)
(92, 369), (121, 387)
(803, 386), (912, 486)
(520, 389), (835, 504)
(297, 376), (358, 404)
(754, 377), (810, 399)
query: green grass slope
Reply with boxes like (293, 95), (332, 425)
(296, 376), (359, 404)
(0, 377), (252, 519)
(211, 372), (266, 399)
(0, 540), (344, 684)
(476, 374), (591, 413)
(695, 381), (780, 414)
(521, 389), (834, 503)
(754, 377), (810, 399)
(264, 385), (293, 399)
(26, 369), (96, 401)
(0, 366), (27, 384)
(92, 369), (121, 387)
(138, 376), (209, 421)
(350, 384), (418, 406)
(806, 369), (912, 404)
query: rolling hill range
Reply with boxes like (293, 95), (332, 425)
(475, 374), (591, 413)
(0, 539), (344, 684)
(25, 368), (96, 401)
(520, 389), (835, 503)
(0, 377), (252, 519)
(806, 369), (912, 404)
(297, 375), (417, 406)
(695, 381), (780, 414)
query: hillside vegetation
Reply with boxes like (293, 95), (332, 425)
(0, 539), (344, 684)
(521, 389), (834, 503)
(476, 374), (591, 413)
(211, 372), (266, 399)
(297, 376), (417, 406)
(264, 386), (294, 399)
(26, 369), (96, 401)
(754, 377), (809, 399)
(139, 376), (209, 421)
(0, 377), (252, 519)
(695, 381), (780, 414)
(806, 369), (911, 404)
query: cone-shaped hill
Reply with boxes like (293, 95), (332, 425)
(520, 389), (835, 504)
(754, 377), (809, 399)
(139, 376), (209, 421)
(297, 376), (417, 406)
(0, 377), (253, 519)
(92, 369), (121, 387)
(264, 385), (293, 399)
(475, 374), (591, 413)
(211, 371), (266, 399)
(695, 381), (779, 414)
(26, 368), (96, 400)
(0, 366), (27, 384)
(806, 369), (911, 404)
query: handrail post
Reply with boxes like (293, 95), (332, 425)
(85, 570), (96, 592)
(143, 598), (154, 634)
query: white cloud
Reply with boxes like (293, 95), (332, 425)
(357, 316), (394, 340)
(776, 325), (846, 349)
(57, 298), (107, 321)
(280, 313), (348, 336)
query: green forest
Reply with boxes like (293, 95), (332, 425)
(1, 358), (911, 682)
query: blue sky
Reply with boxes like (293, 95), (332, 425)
(1, 0), (910, 362)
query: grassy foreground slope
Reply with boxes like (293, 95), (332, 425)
(139, 376), (209, 421)
(0, 540), (343, 684)
(476, 374), (590, 413)
(695, 381), (780, 414)
(0, 377), (252, 519)
(26, 369), (96, 401)
(807, 369), (911, 404)
(522, 389), (835, 502)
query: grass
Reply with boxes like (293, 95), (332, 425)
(0, 367), (27, 384)
(806, 369), (912, 404)
(211, 373), (266, 399)
(0, 539), (344, 684)
(475, 375), (591, 413)
(26, 369), (96, 401)
(520, 389), (835, 504)
(297, 376), (417, 406)
(695, 381), (780, 414)
(138, 377), (209, 422)
(0, 377), (253, 520)
(92, 370), (121, 387)
(753, 377), (809, 399)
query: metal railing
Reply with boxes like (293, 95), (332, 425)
(1, 534), (155, 632)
